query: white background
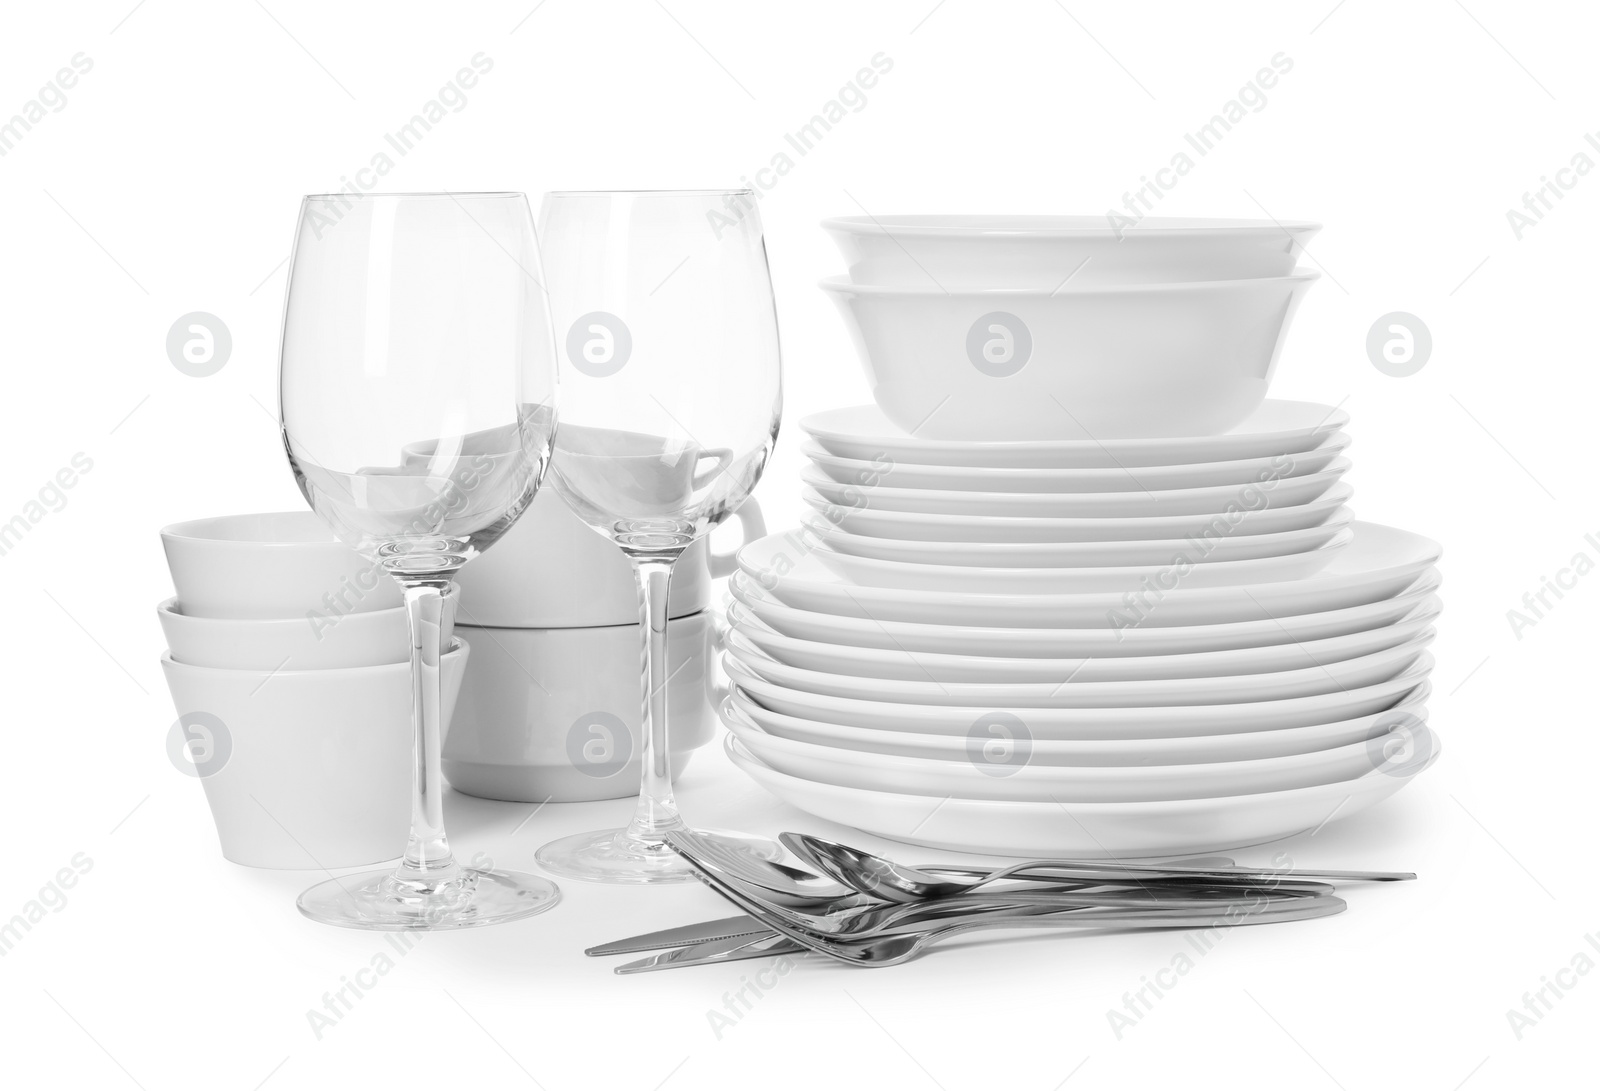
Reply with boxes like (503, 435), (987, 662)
(1, 1), (1594, 1088)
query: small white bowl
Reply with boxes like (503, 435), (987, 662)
(160, 512), (402, 620)
(821, 215), (1320, 288)
(156, 597), (453, 671)
(159, 640), (469, 869)
(821, 271), (1318, 442)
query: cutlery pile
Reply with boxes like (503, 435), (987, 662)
(587, 829), (1413, 972)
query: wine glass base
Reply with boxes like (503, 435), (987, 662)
(535, 827), (781, 885)
(297, 866), (561, 930)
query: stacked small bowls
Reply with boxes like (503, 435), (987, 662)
(819, 215), (1321, 442)
(714, 215), (1441, 858)
(157, 512), (467, 869)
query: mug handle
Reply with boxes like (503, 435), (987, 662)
(708, 497), (766, 579)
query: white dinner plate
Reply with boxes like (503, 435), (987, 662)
(729, 686), (1431, 766)
(724, 629), (1432, 708)
(722, 700), (1418, 803)
(737, 522), (1442, 628)
(808, 528), (1352, 593)
(801, 401), (1350, 470)
(728, 654), (1432, 738)
(726, 735), (1436, 858)
(806, 483), (1354, 543)
(728, 570), (1442, 658)
(726, 597), (1441, 683)
(801, 434), (1351, 494)
(811, 510), (1355, 568)
(802, 461), (1349, 519)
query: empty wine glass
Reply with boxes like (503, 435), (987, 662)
(534, 189), (782, 883)
(278, 191), (561, 928)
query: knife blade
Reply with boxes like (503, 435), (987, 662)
(586, 914), (773, 957)
(615, 932), (805, 974)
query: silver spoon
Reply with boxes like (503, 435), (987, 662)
(671, 835), (1347, 968)
(783, 831), (1413, 904)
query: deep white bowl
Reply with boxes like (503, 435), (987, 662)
(156, 596), (450, 671)
(160, 512), (401, 620)
(820, 271), (1319, 441)
(159, 640), (468, 869)
(821, 215), (1321, 288)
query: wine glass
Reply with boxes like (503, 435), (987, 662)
(278, 192), (561, 928)
(533, 189), (782, 884)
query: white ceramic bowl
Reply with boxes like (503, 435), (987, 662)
(821, 272), (1319, 441)
(160, 512), (401, 620)
(156, 596), (452, 671)
(443, 614), (721, 803)
(821, 215), (1321, 288)
(159, 640), (468, 869)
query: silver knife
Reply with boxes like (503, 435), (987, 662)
(615, 932), (804, 974)
(586, 914), (773, 957)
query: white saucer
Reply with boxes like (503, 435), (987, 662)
(726, 654), (1432, 738)
(728, 570), (1442, 658)
(736, 521), (1442, 628)
(806, 483), (1354, 543)
(801, 433), (1351, 494)
(724, 629), (1433, 708)
(729, 686), (1431, 766)
(800, 401), (1350, 470)
(808, 529), (1352, 593)
(722, 700), (1412, 803)
(726, 597), (1440, 684)
(811, 510), (1355, 568)
(801, 461), (1349, 519)
(726, 734), (1436, 858)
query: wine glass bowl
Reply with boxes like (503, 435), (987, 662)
(277, 192), (562, 928)
(533, 189), (783, 883)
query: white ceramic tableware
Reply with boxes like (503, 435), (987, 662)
(804, 483), (1354, 543)
(726, 735), (1435, 858)
(821, 215), (1321, 289)
(724, 628), (1433, 708)
(802, 434), (1351, 494)
(160, 512), (402, 620)
(807, 529), (1352, 593)
(821, 272), (1319, 441)
(738, 522), (1442, 627)
(727, 597), (1440, 683)
(156, 597), (452, 671)
(810, 510), (1355, 568)
(443, 614), (721, 803)
(159, 641), (469, 869)
(448, 489), (766, 627)
(727, 654), (1432, 738)
(729, 570), (1442, 658)
(730, 686), (1431, 765)
(802, 401), (1349, 470)
(802, 461), (1347, 519)
(722, 701), (1410, 803)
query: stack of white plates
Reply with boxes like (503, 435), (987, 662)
(719, 406), (1443, 858)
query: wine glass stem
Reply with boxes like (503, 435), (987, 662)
(624, 554), (684, 842)
(398, 580), (459, 881)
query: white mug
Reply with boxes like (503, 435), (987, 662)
(450, 488), (764, 628)
(443, 613), (724, 802)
